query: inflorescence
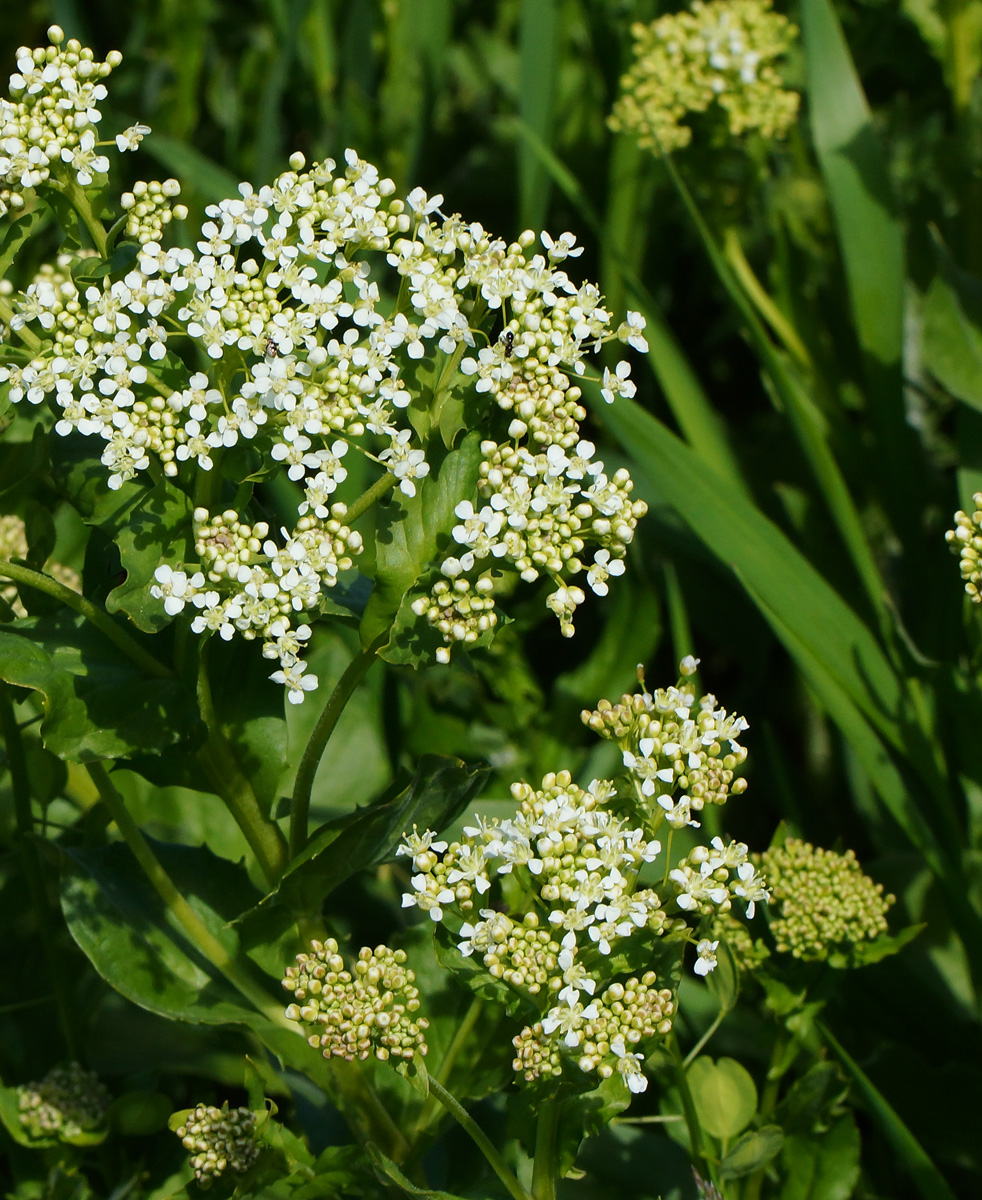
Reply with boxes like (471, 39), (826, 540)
(0, 28), (649, 702)
(173, 1103), (260, 1187)
(0, 511), (82, 617)
(610, 0), (799, 153)
(396, 660), (767, 1098)
(945, 493), (982, 603)
(282, 940), (429, 1064)
(17, 1061), (110, 1140)
(758, 839), (894, 962)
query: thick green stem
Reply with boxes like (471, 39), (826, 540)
(196, 654), (289, 885)
(411, 996), (483, 1140)
(344, 472), (397, 524)
(85, 762), (289, 1025)
(427, 1076), (533, 1200)
(0, 561), (174, 680)
(0, 294), (43, 354)
(0, 683), (79, 1057)
(290, 638), (383, 859)
(671, 1039), (711, 1181)
(531, 1099), (562, 1200)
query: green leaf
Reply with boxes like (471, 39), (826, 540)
(0, 611), (200, 761)
(359, 432), (483, 651)
(142, 133), (242, 203)
(775, 1062), (847, 1134)
(922, 260), (982, 412)
(60, 839), (267, 1026)
(686, 1056), (757, 1140)
(802, 0), (904, 372)
(779, 1115), (861, 1200)
(705, 937), (740, 1014)
(830, 922), (924, 969)
(0, 209), (43, 279)
(518, 0), (559, 232)
(248, 755), (489, 917)
(99, 479), (193, 633)
(0, 1083), (58, 1148)
(108, 1090), (173, 1136)
(821, 1026), (957, 1200)
(719, 1124), (784, 1179)
(366, 1143), (469, 1199)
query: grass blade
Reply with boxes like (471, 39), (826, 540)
(518, 0), (559, 233)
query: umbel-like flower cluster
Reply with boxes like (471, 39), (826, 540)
(17, 1061), (110, 1140)
(609, 0), (800, 153)
(945, 492), (982, 603)
(758, 839), (894, 962)
(0, 29), (648, 701)
(282, 940), (429, 1063)
(173, 1103), (260, 1187)
(398, 660), (768, 1098)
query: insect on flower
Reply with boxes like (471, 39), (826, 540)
(264, 335), (279, 361)
(502, 329), (514, 358)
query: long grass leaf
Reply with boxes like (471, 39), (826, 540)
(513, 121), (748, 496)
(518, 0), (559, 232)
(801, 0), (904, 374)
(142, 133), (241, 203)
(820, 1025), (958, 1200)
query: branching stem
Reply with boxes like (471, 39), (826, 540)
(427, 1075), (533, 1200)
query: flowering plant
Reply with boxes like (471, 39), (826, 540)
(0, 16), (933, 1200)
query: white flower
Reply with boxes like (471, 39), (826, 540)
(150, 565), (203, 616)
(694, 939), (720, 976)
(115, 123), (151, 152)
(618, 310), (649, 353)
(269, 659), (319, 704)
(601, 360), (636, 404)
(586, 548), (625, 597)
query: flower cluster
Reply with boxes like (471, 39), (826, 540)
(609, 0), (800, 153)
(282, 940), (429, 1063)
(173, 1103), (260, 1187)
(758, 839), (894, 962)
(0, 30), (648, 701)
(0, 512), (82, 617)
(17, 1062), (109, 1140)
(398, 661), (766, 1098)
(0, 27), (120, 217)
(581, 656), (750, 830)
(945, 493), (982, 603)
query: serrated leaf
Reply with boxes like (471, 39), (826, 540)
(0, 611), (200, 761)
(687, 1056), (758, 1140)
(359, 432), (483, 651)
(246, 755), (489, 918)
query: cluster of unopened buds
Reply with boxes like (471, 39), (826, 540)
(173, 1103), (260, 1187)
(609, 0), (800, 152)
(945, 492), (982, 603)
(282, 940), (429, 1063)
(397, 661), (767, 1098)
(757, 839), (894, 962)
(17, 1062), (109, 1140)
(0, 27), (649, 702)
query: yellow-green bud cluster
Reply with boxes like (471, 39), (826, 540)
(945, 493), (982, 603)
(711, 910), (769, 971)
(411, 572), (498, 663)
(0, 512), (81, 616)
(582, 661), (749, 830)
(610, 0), (799, 153)
(120, 179), (188, 244)
(17, 1062), (109, 1140)
(512, 973), (674, 1094)
(759, 840), (894, 961)
(282, 940), (429, 1064)
(0, 27), (120, 216)
(174, 1102), (259, 1187)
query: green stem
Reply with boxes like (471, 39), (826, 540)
(0, 561), (174, 680)
(196, 653), (289, 885)
(723, 229), (811, 369)
(0, 295), (43, 354)
(343, 471), (397, 524)
(84, 761), (290, 1026)
(531, 1099), (562, 1200)
(671, 1038), (711, 1181)
(741, 1027), (793, 1200)
(411, 996), (483, 1140)
(427, 1076), (533, 1200)
(682, 1006), (726, 1069)
(289, 637), (383, 859)
(0, 683), (79, 1057)
(48, 175), (109, 257)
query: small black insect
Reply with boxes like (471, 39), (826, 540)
(502, 329), (515, 358)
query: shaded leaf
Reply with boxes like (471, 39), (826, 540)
(779, 1114), (861, 1200)
(687, 1056), (757, 1140)
(719, 1124), (784, 1179)
(922, 261), (982, 412)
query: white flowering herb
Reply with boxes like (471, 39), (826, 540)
(0, 28), (649, 705)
